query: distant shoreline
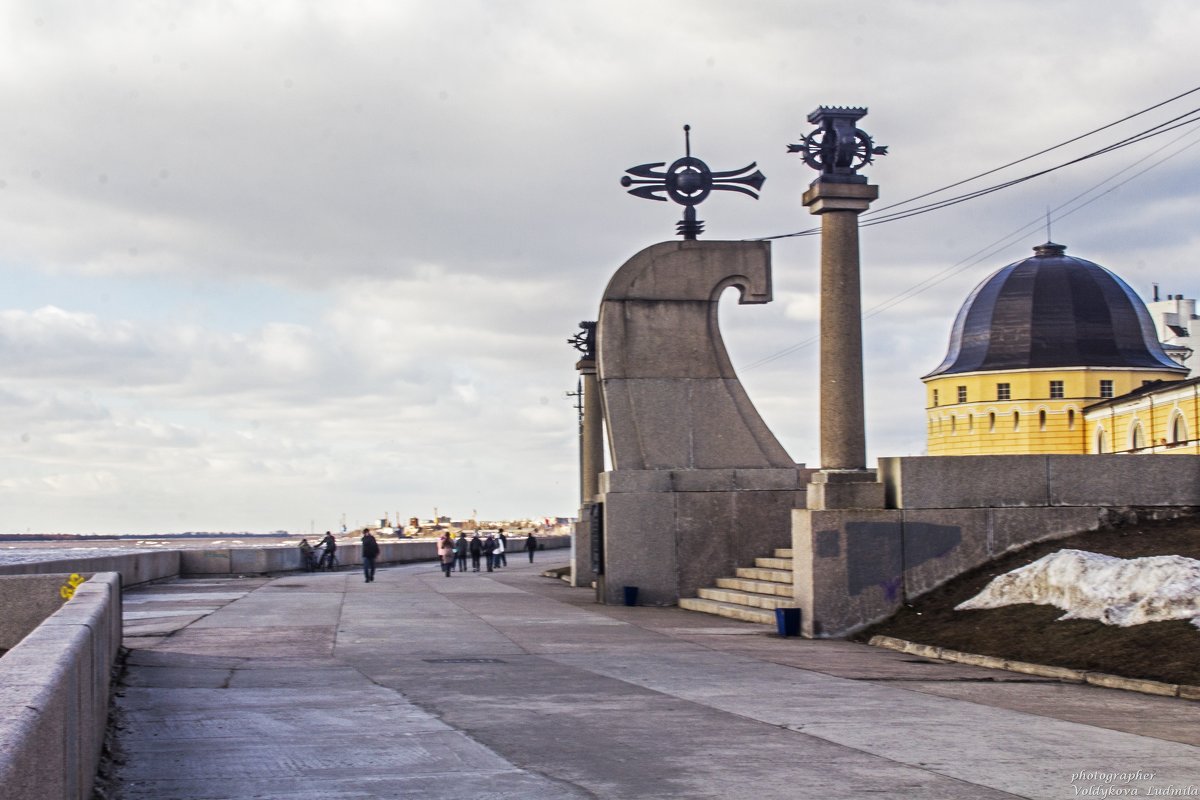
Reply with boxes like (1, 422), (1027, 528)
(0, 532), (288, 542)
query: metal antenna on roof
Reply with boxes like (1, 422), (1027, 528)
(1045, 207), (1052, 242)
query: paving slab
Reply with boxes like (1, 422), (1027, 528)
(108, 561), (1200, 800)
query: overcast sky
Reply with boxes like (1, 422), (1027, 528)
(2, 1), (1199, 534)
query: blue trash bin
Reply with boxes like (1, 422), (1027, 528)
(775, 607), (801, 637)
(623, 586), (639, 606)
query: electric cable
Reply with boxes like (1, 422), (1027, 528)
(754, 85), (1200, 241)
(756, 106), (1200, 240)
(739, 123), (1200, 372)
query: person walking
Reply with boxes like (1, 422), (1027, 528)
(437, 532), (454, 578)
(494, 530), (506, 568)
(361, 528), (380, 583)
(469, 532), (483, 572)
(483, 532), (497, 572)
(318, 531), (338, 570)
(454, 531), (469, 572)
(525, 532), (538, 563)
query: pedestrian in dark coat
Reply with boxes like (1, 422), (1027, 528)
(454, 531), (469, 572)
(483, 533), (497, 572)
(525, 533), (538, 563)
(318, 531), (338, 570)
(469, 533), (483, 572)
(361, 529), (380, 583)
(496, 529), (508, 567)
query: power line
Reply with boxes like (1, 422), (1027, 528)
(740, 123), (1200, 373)
(860, 124), (1200, 318)
(857, 107), (1200, 228)
(754, 85), (1200, 242)
(859, 84), (1200, 219)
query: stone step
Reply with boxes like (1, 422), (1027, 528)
(754, 557), (793, 570)
(774, 548), (794, 559)
(678, 597), (774, 625)
(735, 567), (792, 584)
(697, 587), (793, 610)
(716, 577), (793, 598)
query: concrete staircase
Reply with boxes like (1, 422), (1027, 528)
(678, 549), (793, 625)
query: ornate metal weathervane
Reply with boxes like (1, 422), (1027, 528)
(788, 107), (887, 183)
(621, 125), (765, 239)
(568, 320), (596, 361)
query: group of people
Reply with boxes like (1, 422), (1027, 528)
(300, 528), (538, 583)
(298, 531), (343, 572)
(436, 529), (537, 578)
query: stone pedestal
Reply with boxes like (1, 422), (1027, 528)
(600, 469), (802, 605)
(791, 507), (903, 638)
(571, 501), (600, 589)
(806, 469), (885, 510)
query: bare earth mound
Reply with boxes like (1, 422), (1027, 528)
(855, 515), (1200, 686)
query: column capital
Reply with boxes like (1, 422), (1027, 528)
(802, 181), (879, 214)
(575, 358), (596, 374)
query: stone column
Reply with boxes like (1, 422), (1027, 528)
(571, 354), (604, 589)
(578, 358), (604, 503)
(803, 180), (878, 472)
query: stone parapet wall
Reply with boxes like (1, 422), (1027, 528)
(0, 575), (78, 651)
(879, 454), (1200, 508)
(0, 550), (180, 586)
(0, 536), (570, 583)
(794, 454), (1200, 638)
(0, 572), (121, 800)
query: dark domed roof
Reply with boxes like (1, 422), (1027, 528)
(925, 242), (1186, 378)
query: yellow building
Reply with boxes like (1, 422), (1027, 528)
(924, 242), (1188, 455)
(1084, 376), (1200, 454)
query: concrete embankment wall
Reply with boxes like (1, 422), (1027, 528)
(879, 454), (1200, 599)
(0, 572), (121, 800)
(0, 550), (180, 586)
(794, 454), (1200, 638)
(0, 535), (571, 583)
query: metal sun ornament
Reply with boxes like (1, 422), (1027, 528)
(621, 125), (765, 240)
(567, 320), (596, 361)
(788, 106), (887, 183)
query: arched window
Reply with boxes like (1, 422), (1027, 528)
(968, 413), (974, 431)
(988, 412), (996, 433)
(1038, 410), (1047, 432)
(951, 415), (957, 434)
(1130, 421), (1146, 451)
(1068, 409), (1076, 430)
(1171, 412), (1187, 445)
(1013, 410), (1020, 431)
(1095, 427), (1108, 454)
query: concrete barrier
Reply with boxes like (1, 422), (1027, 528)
(0, 572), (121, 800)
(0, 535), (572, 583)
(796, 455), (1200, 638)
(0, 550), (179, 587)
(0, 575), (74, 651)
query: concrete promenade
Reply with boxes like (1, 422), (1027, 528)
(110, 558), (1200, 799)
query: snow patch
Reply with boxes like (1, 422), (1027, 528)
(955, 549), (1200, 628)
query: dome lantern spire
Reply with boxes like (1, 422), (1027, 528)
(1033, 241), (1067, 257)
